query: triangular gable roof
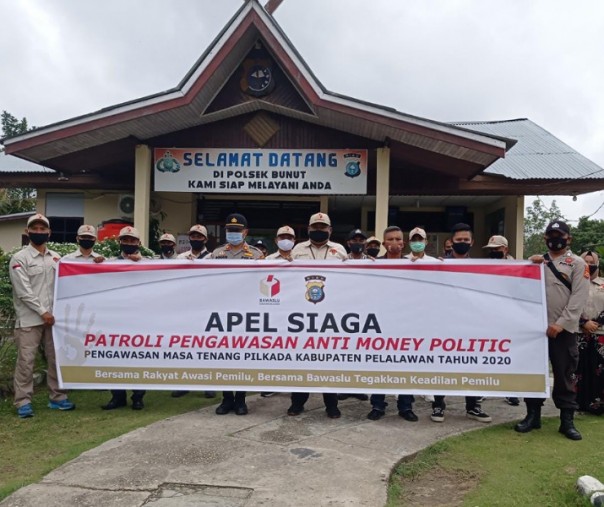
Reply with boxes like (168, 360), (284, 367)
(3, 0), (509, 175)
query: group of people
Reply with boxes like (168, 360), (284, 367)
(9, 212), (603, 441)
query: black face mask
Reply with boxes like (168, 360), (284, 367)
(190, 239), (205, 251)
(350, 243), (364, 254)
(546, 237), (567, 252)
(589, 264), (598, 276)
(309, 230), (329, 243)
(160, 245), (174, 256)
(452, 242), (471, 256)
(78, 239), (95, 250)
(366, 247), (380, 258)
(120, 244), (139, 255)
(29, 233), (49, 246)
(488, 251), (504, 259)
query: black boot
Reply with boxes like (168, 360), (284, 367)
(514, 403), (541, 433)
(558, 408), (582, 440)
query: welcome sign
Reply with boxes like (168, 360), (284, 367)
(154, 148), (368, 194)
(53, 260), (549, 397)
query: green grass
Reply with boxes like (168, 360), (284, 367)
(388, 415), (603, 506)
(0, 387), (218, 500)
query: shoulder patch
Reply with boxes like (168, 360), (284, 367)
(584, 265), (590, 279)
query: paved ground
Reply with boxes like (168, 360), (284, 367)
(1, 394), (558, 507)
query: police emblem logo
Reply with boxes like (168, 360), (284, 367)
(156, 151), (181, 173)
(304, 275), (326, 304)
(343, 153), (362, 178)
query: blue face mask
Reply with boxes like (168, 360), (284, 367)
(409, 241), (426, 253)
(226, 231), (244, 245)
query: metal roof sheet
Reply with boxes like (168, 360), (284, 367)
(451, 118), (604, 180)
(0, 152), (54, 173)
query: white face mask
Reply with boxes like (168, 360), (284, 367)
(277, 239), (295, 251)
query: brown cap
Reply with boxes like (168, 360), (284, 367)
(27, 213), (50, 228)
(366, 236), (380, 246)
(77, 224), (97, 238)
(277, 225), (295, 237)
(483, 235), (508, 248)
(188, 224), (208, 237)
(159, 233), (176, 243)
(309, 212), (331, 226)
(118, 226), (140, 240)
(409, 227), (427, 240)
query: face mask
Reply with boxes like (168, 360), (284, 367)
(452, 242), (471, 256)
(546, 237), (567, 252)
(366, 247), (380, 257)
(29, 233), (49, 246)
(120, 243), (139, 255)
(350, 243), (364, 254)
(277, 239), (294, 251)
(190, 239), (205, 251)
(589, 264), (598, 276)
(78, 239), (95, 250)
(226, 232), (244, 245)
(160, 245), (174, 256)
(309, 230), (329, 243)
(409, 241), (426, 253)
(488, 251), (505, 259)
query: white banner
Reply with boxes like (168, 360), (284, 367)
(153, 148), (368, 194)
(53, 259), (549, 397)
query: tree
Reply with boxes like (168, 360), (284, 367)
(0, 111), (36, 214)
(570, 216), (604, 267)
(523, 198), (565, 258)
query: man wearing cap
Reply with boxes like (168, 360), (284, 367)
(64, 225), (105, 262)
(9, 213), (76, 418)
(211, 214), (263, 416)
(347, 229), (369, 260)
(365, 236), (381, 258)
(290, 212), (347, 261)
(253, 240), (269, 257)
(178, 225), (210, 260)
(158, 233), (178, 259)
(102, 226), (145, 410)
(515, 220), (589, 440)
(405, 227), (437, 261)
(430, 223), (492, 424)
(266, 226), (296, 260)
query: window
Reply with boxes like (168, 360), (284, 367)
(46, 193), (84, 243)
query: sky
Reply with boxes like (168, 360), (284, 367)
(1, 0), (604, 222)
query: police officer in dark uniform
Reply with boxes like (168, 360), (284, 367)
(516, 220), (589, 440)
(210, 214), (264, 416)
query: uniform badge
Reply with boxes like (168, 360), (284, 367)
(305, 275), (326, 304)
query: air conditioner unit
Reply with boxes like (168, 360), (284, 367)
(117, 194), (135, 217)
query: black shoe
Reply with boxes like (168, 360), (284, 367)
(235, 404), (248, 416)
(171, 390), (189, 398)
(367, 408), (385, 421)
(337, 394), (350, 401)
(215, 403), (234, 415)
(559, 409), (582, 440)
(505, 397), (520, 406)
(204, 391), (216, 399)
(352, 394), (369, 401)
(287, 405), (304, 416)
(399, 410), (419, 422)
(326, 407), (341, 419)
(101, 399), (127, 410)
(131, 399), (144, 410)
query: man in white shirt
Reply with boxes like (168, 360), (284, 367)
(266, 225), (296, 260)
(405, 227), (437, 261)
(64, 225), (104, 262)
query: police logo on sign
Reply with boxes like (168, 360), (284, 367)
(304, 275), (326, 304)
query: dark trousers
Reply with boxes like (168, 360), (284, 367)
(222, 391), (246, 405)
(110, 390), (145, 402)
(291, 392), (338, 410)
(525, 330), (579, 410)
(432, 395), (479, 411)
(370, 394), (414, 412)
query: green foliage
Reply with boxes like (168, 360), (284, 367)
(1, 111), (32, 139)
(523, 198), (565, 258)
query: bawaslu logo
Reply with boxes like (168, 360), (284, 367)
(259, 274), (280, 305)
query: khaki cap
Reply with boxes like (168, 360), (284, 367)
(118, 226), (140, 240)
(27, 213), (50, 228)
(483, 235), (508, 248)
(77, 224), (97, 238)
(159, 233), (176, 243)
(366, 236), (380, 246)
(409, 227), (427, 240)
(189, 224), (208, 237)
(309, 212), (331, 226)
(277, 225), (295, 237)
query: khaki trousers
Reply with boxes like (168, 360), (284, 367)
(14, 325), (67, 408)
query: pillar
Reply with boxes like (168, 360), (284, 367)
(375, 146), (391, 239)
(134, 144), (152, 246)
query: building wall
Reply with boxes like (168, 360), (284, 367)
(0, 220), (28, 253)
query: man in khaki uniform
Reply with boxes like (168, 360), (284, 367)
(10, 213), (75, 418)
(346, 229), (369, 260)
(516, 220), (590, 440)
(290, 212), (347, 260)
(365, 236), (381, 258)
(158, 233), (178, 259)
(266, 225), (296, 260)
(177, 225), (210, 260)
(211, 214), (263, 416)
(64, 225), (105, 262)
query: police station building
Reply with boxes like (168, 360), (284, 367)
(2, 0), (604, 256)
